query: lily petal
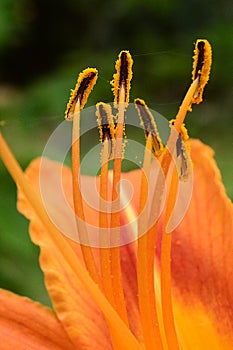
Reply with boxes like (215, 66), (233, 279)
(116, 139), (233, 346)
(18, 157), (143, 343)
(0, 288), (75, 350)
(17, 158), (112, 349)
(120, 241), (142, 341)
(171, 139), (233, 345)
(173, 298), (233, 350)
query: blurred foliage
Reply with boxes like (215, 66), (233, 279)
(0, 0), (232, 305)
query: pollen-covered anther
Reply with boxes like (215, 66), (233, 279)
(170, 119), (192, 181)
(96, 102), (115, 161)
(135, 98), (164, 157)
(192, 39), (212, 104)
(65, 68), (98, 120)
(111, 50), (133, 106)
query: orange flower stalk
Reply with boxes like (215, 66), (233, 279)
(0, 40), (233, 350)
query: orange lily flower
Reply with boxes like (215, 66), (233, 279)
(0, 40), (232, 350)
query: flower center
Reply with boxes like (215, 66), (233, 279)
(67, 41), (211, 349)
(0, 39), (212, 350)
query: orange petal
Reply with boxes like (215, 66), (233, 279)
(17, 158), (112, 349)
(171, 139), (233, 344)
(173, 298), (233, 350)
(0, 288), (75, 350)
(18, 157), (143, 344)
(120, 242), (142, 341)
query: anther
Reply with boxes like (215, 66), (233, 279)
(192, 39), (212, 104)
(111, 50), (133, 106)
(96, 102), (115, 160)
(65, 68), (98, 120)
(135, 98), (164, 156)
(170, 120), (192, 181)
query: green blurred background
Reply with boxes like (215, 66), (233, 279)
(0, 0), (232, 306)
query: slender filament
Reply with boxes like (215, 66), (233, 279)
(99, 139), (115, 305)
(160, 167), (180, 349)
(72, 99), (101, 285)
(110, 85), (129, 325)
(137, 134), (163, 350)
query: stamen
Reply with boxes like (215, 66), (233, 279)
(176, 136), (192, 181)
(137, 134), (163, 350)
(96, 102), (115, 303)
(135, 98), (164, 156)
(134, 98), (178, 349)
(170, 120), (192, 181)
(148, 142), (182, 350)
(0, 132), (141, 350)
(69, 68), (101, 285)
(155, 41), (211, 349)
(192, 39), (212, 104)
(97, 103), (130, 350)
(65, 68), (98, 120)
(111, 50), (133, 107)
(96, 102), (115, 160)
(172, 78), (199, 133)
(160, 167), (180, 350)
(109, 51), (133, 325)
(172, 39), (212, 133)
